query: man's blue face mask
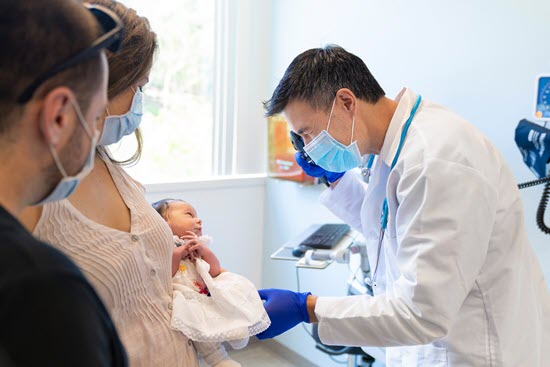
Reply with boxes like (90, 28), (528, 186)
(303, 98), (362, 172)
(34, 99), (98, 205)
(515, 119), (550, 179)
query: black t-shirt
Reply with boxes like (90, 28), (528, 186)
(0, 206), (127, 366)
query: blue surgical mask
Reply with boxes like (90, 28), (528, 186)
(303, 98), (362, 172)
(34, 99), (99, 205)
(98, 87), (143, 146)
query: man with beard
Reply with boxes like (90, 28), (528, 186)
(0, 0), (127, 365)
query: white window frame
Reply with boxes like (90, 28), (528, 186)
(212, 0), (271, 177)
(213, 0), (238, 175)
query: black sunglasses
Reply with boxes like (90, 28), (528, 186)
(16, 4), (124, 104)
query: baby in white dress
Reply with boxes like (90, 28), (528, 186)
(152, 199), (270, 367)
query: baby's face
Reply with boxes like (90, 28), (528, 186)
(166, 201), (203, 238)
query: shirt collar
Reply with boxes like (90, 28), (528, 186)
(379, 87), (417, 167)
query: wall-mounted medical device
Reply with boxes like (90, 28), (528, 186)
(535, 75), (550, 120)
(515, 74), (550, 235)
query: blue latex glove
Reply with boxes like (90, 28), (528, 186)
(256, 288), (311, 339)
(294, 152), (345, 183)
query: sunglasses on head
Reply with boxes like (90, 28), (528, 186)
(16, 4), (124, 104)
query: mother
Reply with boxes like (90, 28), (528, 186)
(20, 0), (200, 365)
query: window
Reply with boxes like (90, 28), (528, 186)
(113, 0), (269, 184)
(112, 0), (215, 183)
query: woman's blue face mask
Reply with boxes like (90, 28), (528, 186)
(303, 98), (362, 172)
(98, 87), (143, 146)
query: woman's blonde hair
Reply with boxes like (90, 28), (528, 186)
(91, 0), (158, 166)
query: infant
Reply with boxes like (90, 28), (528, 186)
(152, 199), (270, 367)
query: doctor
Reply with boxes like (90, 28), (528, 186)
(258, 45), (550, 366)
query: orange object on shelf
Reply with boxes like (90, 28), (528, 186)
(267, 115), (315, 184)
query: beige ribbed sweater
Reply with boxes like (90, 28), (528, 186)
(34, 158), (199, 367)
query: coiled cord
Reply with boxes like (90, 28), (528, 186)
(518, 177), (550, 235)
(517, 176), (550, 189)
(536, 181), (550, 234)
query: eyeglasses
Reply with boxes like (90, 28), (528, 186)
(16, 4), (124, 104)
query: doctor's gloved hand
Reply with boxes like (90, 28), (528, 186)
(256, 288), (312, 340)
(294, 152), (345, 183)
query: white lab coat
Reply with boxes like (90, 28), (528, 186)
(316, 88), (550, 366)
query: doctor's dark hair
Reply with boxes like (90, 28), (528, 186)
(0, 0), (104, 135)
(152, 198), (186, 221)
(264, 45), (385, 116)
(92, 0), (158, 167)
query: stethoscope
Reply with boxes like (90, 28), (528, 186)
(364, 94), (423, 288)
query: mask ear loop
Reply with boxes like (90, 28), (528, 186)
(48, 99), (91, 179)
(104, 86), (140, 120)
(48, 144), (68, 178)
(350, 115), (356, 145)
(70, 99), (94, 140)
(326, 97), (337, 133)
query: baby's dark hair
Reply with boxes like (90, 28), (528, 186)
(151, 198), (186, 220)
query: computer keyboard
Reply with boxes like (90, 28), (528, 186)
(299, 223), (350, 249)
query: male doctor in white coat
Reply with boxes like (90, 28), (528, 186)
(257, 45), (550, 366)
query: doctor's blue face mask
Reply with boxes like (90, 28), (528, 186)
(98, 86), (143, 146)
(303, 97), (362, 172)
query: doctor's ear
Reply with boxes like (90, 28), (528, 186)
(37, 87), (78, 147)
(335, 88), (356, 112)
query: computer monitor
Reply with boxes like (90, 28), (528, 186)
(535, 75), (550, 121)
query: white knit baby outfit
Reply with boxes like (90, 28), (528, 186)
(171, 235), (270, 366)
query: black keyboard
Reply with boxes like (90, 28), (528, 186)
(299, 224), (350, 249)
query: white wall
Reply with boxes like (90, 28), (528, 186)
(263, 0), (550, 365)
(144, 176), (265, 286)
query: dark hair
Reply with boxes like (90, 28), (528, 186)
(0, 0), (104, 135)
(152, 198), (186, 220)
(92, 0), (158, 166)
(264, 44), (385, 116)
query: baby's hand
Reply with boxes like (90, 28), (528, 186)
(173, 245), (191, 261)
(187, 239), (215, 259)
(172, 244), (193, 276)
(179, 231), (199, 242)
(180, 232), (221, 277)
(179, 231), (208, 258)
